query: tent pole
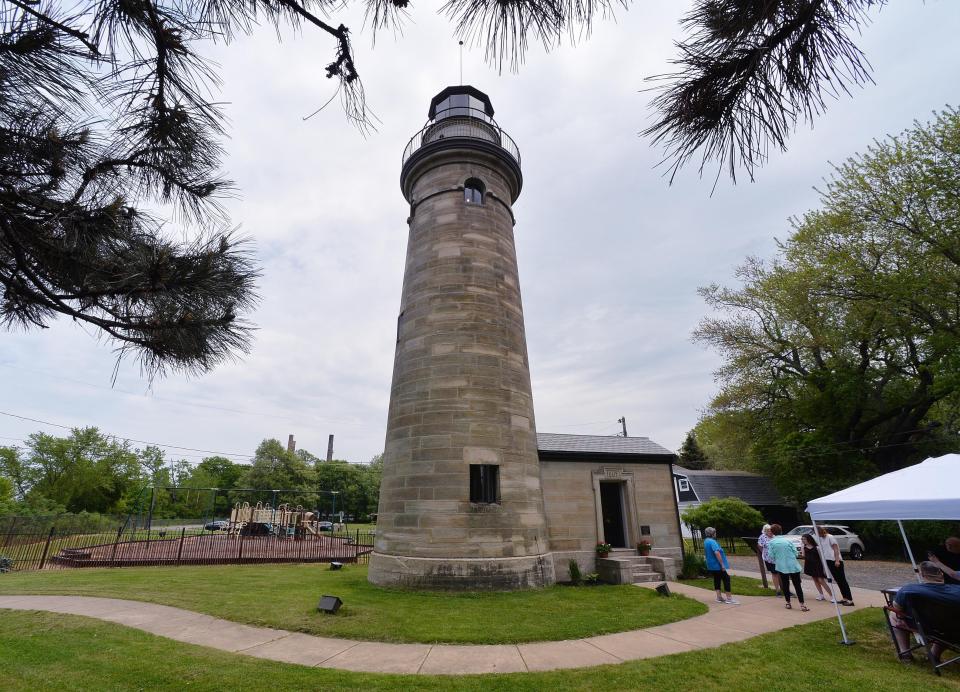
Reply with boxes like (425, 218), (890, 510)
(897, 520), (921, 583)
(812, 518), (853, 645)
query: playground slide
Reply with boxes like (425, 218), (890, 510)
(305, 524), (320, 537)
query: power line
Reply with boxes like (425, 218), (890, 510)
(0, 434), (251, 463)
(0, 410), (254, 459)
(0, 362), (359, 426)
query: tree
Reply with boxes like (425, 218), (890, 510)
(681, 497), (765, 537)
(694, 109), (960, 503)
(314, 457), (382, 519)
(242, 439), (312, 493)
(4, 428), (143, 513)
(188, 456), (242, 490)
(0, 473), (14, 515)
(0, 2), (920, 374)
(678, 430), (711, 470)
(645, 1), (883, 183)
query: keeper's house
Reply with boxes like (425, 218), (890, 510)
(537, 433), (683, 582)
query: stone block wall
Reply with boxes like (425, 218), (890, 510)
(369, 141), (554, 590)
(539, 459), (683, 579)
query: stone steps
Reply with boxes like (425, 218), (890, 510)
(599, 551), (666, 584)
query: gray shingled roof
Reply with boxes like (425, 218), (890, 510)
(674, 466), (785, 505)
(536, 433), (674, 457)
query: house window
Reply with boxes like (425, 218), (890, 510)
(464, 178), (485, 204)
(469, 464), (499, 504)
(678, 478), (689, 492)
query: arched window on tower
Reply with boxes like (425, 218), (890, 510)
(464, 178), (485, 204)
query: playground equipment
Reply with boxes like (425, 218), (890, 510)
(119, 486), (343, 537)
(228, 502), (325, 538)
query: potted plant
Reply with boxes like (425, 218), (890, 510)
(595, 542), (612, 557)
(637, 540), (652, 556)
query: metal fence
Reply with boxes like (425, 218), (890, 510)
(689, 528), (753, 556)
(0, 526), (375, 572)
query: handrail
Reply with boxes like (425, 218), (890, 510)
(402, 107), (520, 168)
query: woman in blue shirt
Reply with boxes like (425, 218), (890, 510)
(703, 527), (739, 604)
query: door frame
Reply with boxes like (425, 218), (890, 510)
(592, 467), (638, 549)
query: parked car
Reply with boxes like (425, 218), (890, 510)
(785, 525), (865, 560)
(316, 521), (333, 531)
(204, 520), (229, 531)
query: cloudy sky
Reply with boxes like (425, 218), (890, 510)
(2, 2), (959, 467)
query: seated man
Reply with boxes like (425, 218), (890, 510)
(928, 536), (960, 586)
(888, 561), (960, 664)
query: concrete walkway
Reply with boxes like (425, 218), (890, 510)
(0, 584), (884, 675)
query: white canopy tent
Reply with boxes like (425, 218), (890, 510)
(805, 453), (960, 644)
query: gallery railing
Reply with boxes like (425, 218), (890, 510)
(402, 106), (520, 168)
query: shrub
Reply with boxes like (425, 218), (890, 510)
(681, 551), (706, 579)
(846, 520), (960, 559)
(568, 559), (583, 585)
(681, 498), (765, 537)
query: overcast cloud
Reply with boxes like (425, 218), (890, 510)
(2, 2), (959, 466)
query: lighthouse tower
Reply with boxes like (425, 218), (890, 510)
(368, 86), (555, 589)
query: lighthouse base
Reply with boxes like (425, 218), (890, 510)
(367, 551), (556, 591)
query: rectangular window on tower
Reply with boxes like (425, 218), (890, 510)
(469, 464), (500, 504)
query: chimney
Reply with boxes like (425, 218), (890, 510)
(287, 434), (296, 453)
(326, 434), (334, 462)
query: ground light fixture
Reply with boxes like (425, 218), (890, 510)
(318, 595), (343, 614)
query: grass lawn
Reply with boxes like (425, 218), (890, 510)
(1, 608), (956, 691)
(678, 574), (776, 597)
(0, 563), (704, 644)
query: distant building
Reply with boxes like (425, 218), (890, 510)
(673, 466), (798, 537)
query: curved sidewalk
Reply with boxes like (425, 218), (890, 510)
(0, 582), (882, 675)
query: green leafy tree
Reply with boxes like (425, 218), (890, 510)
(678, 431), (711, 470)
(0, 474), (14, 515)
(188, 456), (242, 490)
(242, 439), (313, 496)
(0, 446), (28, 499)
(681, 498), (765, 537)
(314, 457), (382, 519)
(16, 428), (143, 513)
(695, 109), (960, 503)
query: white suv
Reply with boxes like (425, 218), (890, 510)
(785, 525), (865, 560)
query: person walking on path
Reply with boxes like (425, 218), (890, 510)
(801, 533), (831, 601)
(817, 526), (854, 606)
(757, 524), (781, 596)
(703, 527), (739, 605)
(769, 524), (809, 611)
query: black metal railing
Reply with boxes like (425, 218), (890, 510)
(0, 525), (376, 572)
(402, 107), (520, 168)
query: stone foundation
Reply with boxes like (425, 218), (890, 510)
(368, 552), (556, 590)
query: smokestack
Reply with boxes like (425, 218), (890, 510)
(326, 434), (334, 462)
(287, 434), (296, 453)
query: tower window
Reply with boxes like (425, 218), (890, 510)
(464, 178), (485, 204)
(469, 464), (499, 504)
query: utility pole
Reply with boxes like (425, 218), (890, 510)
(326, 434), (334, 462)
(618, 417), (628, 437)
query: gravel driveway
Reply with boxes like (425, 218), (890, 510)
(727, 554), (916, 591)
